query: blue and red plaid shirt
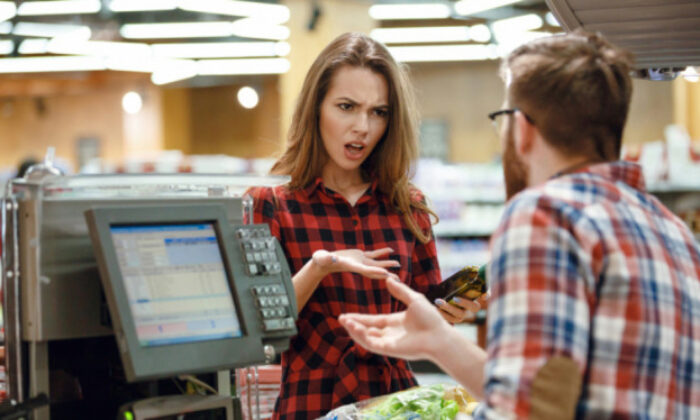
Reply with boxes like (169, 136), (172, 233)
(251, 178), (441, 420)
(475, 161), (700, 419)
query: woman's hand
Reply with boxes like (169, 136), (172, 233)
(434, 293), (488, 324)
(311, 247), (400, 280)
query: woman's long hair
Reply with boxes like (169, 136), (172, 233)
(270, 32), (437, 243)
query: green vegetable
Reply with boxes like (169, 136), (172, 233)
(361, 384), (459, 420)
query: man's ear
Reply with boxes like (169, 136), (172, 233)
(514, 111), (536, 155)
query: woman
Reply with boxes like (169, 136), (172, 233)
(251, 32), (471, 419)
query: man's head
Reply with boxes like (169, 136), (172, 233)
(498, 30), (634, 199)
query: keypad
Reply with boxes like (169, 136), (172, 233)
(252, 284), (294, 332)
(237, 226), (282, 276)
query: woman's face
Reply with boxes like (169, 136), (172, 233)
(319, 65), (390, 177)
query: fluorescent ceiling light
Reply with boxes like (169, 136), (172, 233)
(470, 24), (491, 42)
(495, 31), (550, 55)
(0, 39), (13, 55)
(682, 66), (699, 83)
(17, 0), (101, 16)
(454, 0), (521, 16)
(368, 3), (451, 20)
(13, 22), (91, 39)
(197, 57), (290, 75)
(0, 1), (17, 22)
(151, 41), (290, 58)
(120, 21), (234, 39)
(388, 44), (499, 62)
(0, 56), (106, 73)
(492, 13), (543, 34)
(545, 12), (560, 27)
(109, 0), (177, 12)
(179, 0), (290, 24)
(48, 39), (152, 58)
(151, 59), (198, 85)
(0, 21), (10, 34)
(371, 26), (471, 44)
(105, 56), (154, 72)
(231, 18), (289, 40)
(19, 38), (48, 54)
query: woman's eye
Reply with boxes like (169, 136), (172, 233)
(338, 103), (352, 111)
(374, 109), (389, 118)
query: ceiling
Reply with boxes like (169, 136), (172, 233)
(0, 0), (562, 86)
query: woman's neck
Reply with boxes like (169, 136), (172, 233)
(321, 166), (370, 206)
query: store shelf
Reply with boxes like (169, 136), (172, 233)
(433, 220), (498, 238)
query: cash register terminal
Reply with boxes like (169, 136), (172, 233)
(82, 203), (296, 418)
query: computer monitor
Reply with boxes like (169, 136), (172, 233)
(85, 204), (296, 382)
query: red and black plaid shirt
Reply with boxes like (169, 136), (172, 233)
(251, 177), (441, 420)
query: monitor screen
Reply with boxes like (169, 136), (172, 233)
(110, 223), (242, 347)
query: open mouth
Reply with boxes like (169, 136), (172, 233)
(345, 143), (365, 152)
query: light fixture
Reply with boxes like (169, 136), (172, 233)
(151, 59), (198, 85)
(454, 0), (522, 16)
(0, 39), (13, 55)
(492, 13), (543, 35)
(368, 3), (451, 20)
(12, 22), (92, 39)
(0, 21), (10, 34)
(388, 44), (499, 62)
(469, 24), (491, 42)
(545, 12), (560, 27)
(48, 39), (152, 58)
(120, 21), (234, 39)
(196, 57), (290, 75)
(231, 18), (290, 40)
(19, 38), (48, 54)
(237, 86), (259, 109)
(122, 91), (143, 114)
(178, 0), (290, 24)
(151, 41), (290, 59)
(682, 66), (699, 83)
(17, 0), (101, 16)
(494, 31), (550, 56)
(370, 26), (471, 44)
(105, 56), (154, 73)
(108, 0), (177, 12)
(0, 56), (106, 73)
(0, 1), (16, 22)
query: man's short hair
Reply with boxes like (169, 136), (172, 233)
(503, 30), (634, 161)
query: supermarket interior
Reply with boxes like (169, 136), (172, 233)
(0, 0), (699, 419)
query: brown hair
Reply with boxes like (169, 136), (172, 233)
(270, 32), (436, 243)
(502, 30), (634, 161)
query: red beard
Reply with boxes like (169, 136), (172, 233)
(503, 127), (529, 201)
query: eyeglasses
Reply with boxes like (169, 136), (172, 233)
(487, 108), (534, 134)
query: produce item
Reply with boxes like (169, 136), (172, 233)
(321, 384), (476, 420)
(425, 265), (487, 306)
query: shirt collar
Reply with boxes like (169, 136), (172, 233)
(303, 177), (381, 202)
(555, 160), (646, 192)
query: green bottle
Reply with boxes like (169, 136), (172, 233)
(426, 264), (487, 305)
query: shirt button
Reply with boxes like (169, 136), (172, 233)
(352, 219), (358, 226)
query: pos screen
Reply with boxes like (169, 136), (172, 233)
(109, 223), (242, 347)
(85, 204), (280, 382)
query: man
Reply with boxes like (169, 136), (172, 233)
(339, 30), (700, 419)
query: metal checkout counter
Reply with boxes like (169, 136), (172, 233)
(1, 163), (297, 420)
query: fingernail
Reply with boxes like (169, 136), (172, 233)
(452, 297), (462, 304)
(434, 299), (445, 306)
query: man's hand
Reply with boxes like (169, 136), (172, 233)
(312, 247), (400, 281)
(339, 277), (453, 361)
